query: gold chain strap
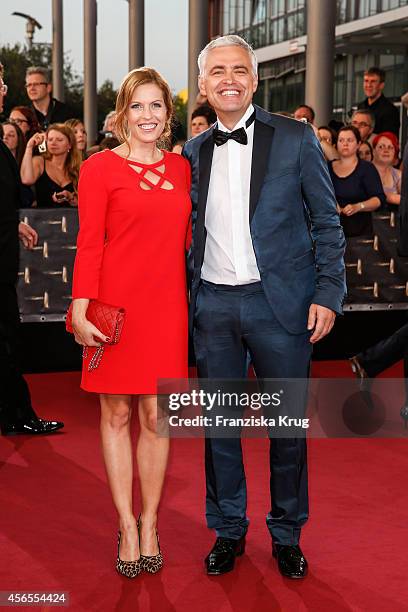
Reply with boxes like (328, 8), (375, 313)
(82, 320), (120, 371)
(88, 346), (104, 371)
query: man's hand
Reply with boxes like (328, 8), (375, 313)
(18, 221), (38, 250)
(307, 304), (335, 343)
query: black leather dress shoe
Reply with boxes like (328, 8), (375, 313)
(0, 417), (64, 436)
(272, 544), (308, 579)
(205, 536), (245, 575)
(400, 405), (408, 429)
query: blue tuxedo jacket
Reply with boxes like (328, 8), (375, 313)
(183, 105), (346, 335)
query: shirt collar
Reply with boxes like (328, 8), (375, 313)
(217, 104), (255, 133)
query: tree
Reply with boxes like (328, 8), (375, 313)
(0, 43), (118, 128)
(1, 44), (188, 143)
(0, 42), (83, 118)
(0, 43), (37, 113)
(97, 80), (117, 129)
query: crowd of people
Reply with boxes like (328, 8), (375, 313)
(0, 64), (405, 235)
(0, 65), (121, 209)
(181, 67), (405, 248)
(292, 67), (404, 241)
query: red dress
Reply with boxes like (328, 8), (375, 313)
(72, 149), (191, 394)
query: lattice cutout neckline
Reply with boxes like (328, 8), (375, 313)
(125, 151), (166, 168)
(126, 156), (174, 191)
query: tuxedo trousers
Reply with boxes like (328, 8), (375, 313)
(193, 280), (312, 545)
(0, 283), (36, 426)
(357, 318), (408, 400)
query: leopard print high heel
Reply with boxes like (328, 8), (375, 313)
(138, 517), (164, 574)
(115, 531), (142, 578)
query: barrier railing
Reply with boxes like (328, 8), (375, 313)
(16, 207), (408, 322)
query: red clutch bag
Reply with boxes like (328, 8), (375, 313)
(66, 300), (126, 371)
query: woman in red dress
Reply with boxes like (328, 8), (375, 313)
(71, 68), (191, 578)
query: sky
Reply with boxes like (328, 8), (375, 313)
(0, 0), (188, 94)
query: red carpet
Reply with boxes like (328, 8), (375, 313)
(1, 363), (408, 612)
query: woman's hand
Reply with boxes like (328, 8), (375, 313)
(341, 203), (361, 216)
(52, 189), (74, 204)
(27, 132), (45, 150)
(71, 299), (109, 347)
(386, 193), (401, 206)
(69, 193), (78, 207)
(73, 318), (108, 348)
(21, 139), (45, 185)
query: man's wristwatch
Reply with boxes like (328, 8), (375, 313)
(359, 202), (365, 210)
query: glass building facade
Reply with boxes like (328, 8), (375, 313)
(211, 0), (408, 121)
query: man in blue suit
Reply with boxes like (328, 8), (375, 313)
(183, 35), (346, 578)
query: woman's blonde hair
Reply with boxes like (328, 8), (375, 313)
(65, 118), (85, 132)
(115, 67), (173, 151)
(65, 118), (87, 159)
(45, 123), (82, 190)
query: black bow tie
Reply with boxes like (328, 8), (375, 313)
(212, 110), (256, 147)
(213, 126), (247, 146)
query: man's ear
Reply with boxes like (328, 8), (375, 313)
(252, 76), (258, 94)
(198, 75), (207, 98)
(47, 83), (52, 96)
(379, 81), (385, 94)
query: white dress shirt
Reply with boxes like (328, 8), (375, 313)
(201, 104), (261, 285)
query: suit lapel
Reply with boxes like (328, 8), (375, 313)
(249, 117), (274, 222)
(0, 140), (20, 183)
(195, 132), (214, 269)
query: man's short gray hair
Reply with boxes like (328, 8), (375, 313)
(198, 35), (258, 76)
(103, 110), (116, 131)
(352, 108), (375, 128)
(26, 66), (50, 83)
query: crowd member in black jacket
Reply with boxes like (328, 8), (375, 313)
(0, 64), (64, 436)
(25, 66), (70, 130)
(350, 141), (408, 426)
(399, 141), (408, 256)
(357, 67), (400, 137)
